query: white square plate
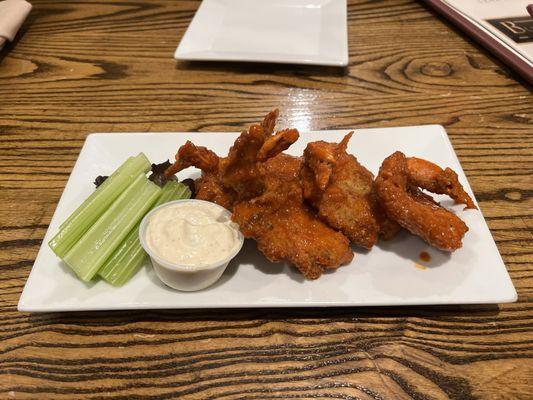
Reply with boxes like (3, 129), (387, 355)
(18, 126), (517, 312)
(174, 0), (348, 66)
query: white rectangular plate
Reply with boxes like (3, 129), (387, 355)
(18, 126), (517, 312)
(174, 0), (348, 66)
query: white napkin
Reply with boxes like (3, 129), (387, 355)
(0, 0), (32, 50)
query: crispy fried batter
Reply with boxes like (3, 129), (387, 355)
(301, 133), (400, 249)
(194, 173), (236, 210)
(164, 109), (286, 208)
(375, 151), (469, 251)
(232, 154), (353, 279)
(219, 117), (299, 200)
(219, 124), (269, 200)
(163, 140), (236, 210)
(371, 190), (402, 240)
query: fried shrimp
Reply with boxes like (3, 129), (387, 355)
(301, 133), (400, 249)
(163, 110), (292, 210)
(232, 154), (354, 279)
(223, 113), (352, 279)
(164, 141), (237, 209)
(375, 151), (472, 251)
(219, 121), (299, 199)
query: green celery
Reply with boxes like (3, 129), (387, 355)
(154, 180), (191, 206)
(97, 222), (147, 286)
(59, 153), (150, 229)
(49, 153), (151, 258)
(63, 174), (161, 282)
(98, 181), (191, 286)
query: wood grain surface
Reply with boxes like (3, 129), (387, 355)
(1, 0), (532, 398)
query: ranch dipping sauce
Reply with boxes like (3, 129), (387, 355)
(145, 201), (241, 268)
(139, 199), (244, 291)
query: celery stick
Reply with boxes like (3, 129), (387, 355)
(49, 153), (151, 258)
(155, 180), (191, 205)
(98, 181), (191, 286)
(107, 247), (147, 287)
(59, 153), (150, 229)
(63, 174), (160, 282)
(97, 222), (147, 286)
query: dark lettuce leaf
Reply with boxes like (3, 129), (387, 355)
(94, 175), (108, 188)
(180, 178), (196, 198)
(148, 160), (177, 188)
(94, 160), (181, 190)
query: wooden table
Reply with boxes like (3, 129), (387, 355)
(1, 0), (532, 398)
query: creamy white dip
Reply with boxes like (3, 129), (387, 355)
(144, 201), (241, 268)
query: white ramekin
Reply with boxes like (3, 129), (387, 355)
(139, 199), (244, 291)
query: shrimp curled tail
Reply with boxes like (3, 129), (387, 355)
(406, 157), (477, 210)
(375, 151), (470, 251)
(164, 141), (220, 177)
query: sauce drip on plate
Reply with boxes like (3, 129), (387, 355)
(419, 251), (431, 262)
